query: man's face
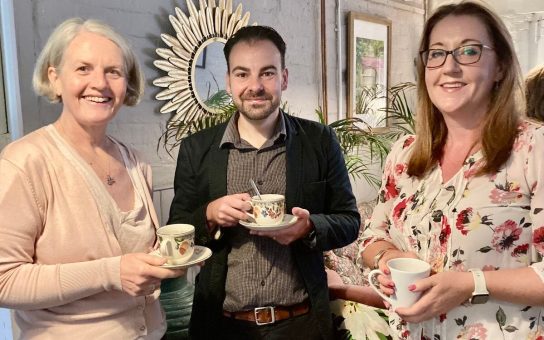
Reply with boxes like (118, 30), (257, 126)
(226, 39), (288, 121)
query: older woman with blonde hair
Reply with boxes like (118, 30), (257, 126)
(362, 1), (544, 339)
(0, 18), (184, 339)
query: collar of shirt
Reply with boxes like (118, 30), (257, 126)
(219, 111), (287, 150)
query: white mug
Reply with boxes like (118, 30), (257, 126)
(156, 224), (195, 265)
(368, 257), (431, 309)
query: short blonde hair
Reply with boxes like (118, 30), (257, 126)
(408, 0), (523, 178)
(525, 65), (544, 122)
(32, 17), (144, 106)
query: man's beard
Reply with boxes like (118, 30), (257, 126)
(236, 91), (280, 121)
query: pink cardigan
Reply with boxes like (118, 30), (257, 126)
(0, 125), (165, 339)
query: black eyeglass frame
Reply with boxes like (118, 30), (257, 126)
(420, 44), (494, 69)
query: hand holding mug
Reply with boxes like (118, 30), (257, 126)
(373, 249), (420, 297)
(368, 258), (431, 309)
(395, 270), (476, 323)
(206, 193), (252, 227)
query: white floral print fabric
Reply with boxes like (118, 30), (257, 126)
(361, 121), (544, 339)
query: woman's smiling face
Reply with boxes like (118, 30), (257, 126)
(424, 14), (502, 121)
(48, 31), (127, 127)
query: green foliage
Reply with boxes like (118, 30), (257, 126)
(357, 38), (385, 59)
(325, 82), (416, 189)
(354, 85), (384, 121)
(379, 82), (416, 142)
(317, 107), (390, 188)
(158, 90), (235, 155)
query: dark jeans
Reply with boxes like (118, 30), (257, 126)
(219, 312), (323, 340)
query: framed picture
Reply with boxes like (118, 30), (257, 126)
(195, 46), (207, 68)
(347, 12), (391, 128)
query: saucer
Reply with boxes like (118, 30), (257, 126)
(239, 214), (298, 231)
(151, 245), (212, 269)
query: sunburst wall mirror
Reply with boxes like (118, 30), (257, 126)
(154, 0), (252, 147)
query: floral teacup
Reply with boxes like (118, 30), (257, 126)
(156, 224), (195, 265)
(247, 194), (285, 226)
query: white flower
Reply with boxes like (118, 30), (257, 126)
(331, 300), (391, 340)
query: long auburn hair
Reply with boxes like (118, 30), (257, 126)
(407, 1), (524, 178)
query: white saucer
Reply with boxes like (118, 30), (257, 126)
(151, 245), (212, 269)
(239, 214), (298, 231)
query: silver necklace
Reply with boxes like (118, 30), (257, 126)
(89, 159), (116, 186)
(57, 123), (116, 186)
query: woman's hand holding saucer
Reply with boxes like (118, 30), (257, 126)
(120, 253), (186, 297)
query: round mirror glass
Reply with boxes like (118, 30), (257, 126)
(193, 37), (229, 113)
(154, 0), (252, 145)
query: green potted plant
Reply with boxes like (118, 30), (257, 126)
(317, 82), (416, 188)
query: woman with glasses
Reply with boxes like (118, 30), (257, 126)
(361, 1), (544, 339)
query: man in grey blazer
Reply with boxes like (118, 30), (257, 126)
(168, 25), (360, 339)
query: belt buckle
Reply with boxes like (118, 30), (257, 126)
(254, 306), (275, 325)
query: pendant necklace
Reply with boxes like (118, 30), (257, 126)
(89, 159), (116, 186)
(57, 122), (116, 186)
(83, 141), (116, 186)
(106, 174), (116, 186)
(463, 140), (480, 165)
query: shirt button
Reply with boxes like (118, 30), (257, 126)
(137, 304), (144, 310)
(257, 180), (263, 185)
(140, 325), (146, 331)
(260, 280), (265, 286)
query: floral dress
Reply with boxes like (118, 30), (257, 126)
(361, 121), (544, 339)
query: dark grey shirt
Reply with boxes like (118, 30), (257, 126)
(221, 113), (308, 311)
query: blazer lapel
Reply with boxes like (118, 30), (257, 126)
(285, 115), (303, 210)
(208, 128), (229, 200)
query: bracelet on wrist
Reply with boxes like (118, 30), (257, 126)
(372, 248), (395, 269)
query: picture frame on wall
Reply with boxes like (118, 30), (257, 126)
(347, 12), (391, 129)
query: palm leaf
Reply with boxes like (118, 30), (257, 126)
(158, 90), (235, 155)
(317, 105), (392, 187)
(380, 82), (416, 135)
(323, 82), (416, 188)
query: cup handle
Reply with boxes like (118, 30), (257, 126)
(245, 202), (256, 222)
(367, 269), (395, 306)
(245, 213), (256, 223)
(160, 240), (174, 257)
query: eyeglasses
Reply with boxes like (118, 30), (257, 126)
(420, 44), (494, 69)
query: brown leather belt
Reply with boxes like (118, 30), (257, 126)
(223, 301), (310, 325)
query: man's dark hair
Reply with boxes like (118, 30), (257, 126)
(223, 25), (286, 71)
